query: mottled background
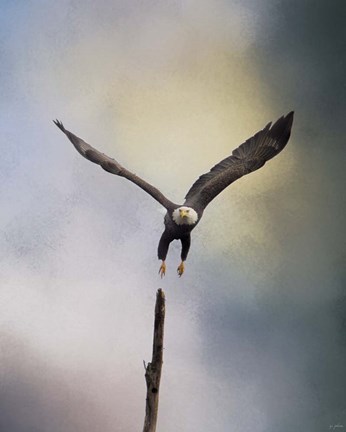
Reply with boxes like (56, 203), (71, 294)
(1, 1), (345, 431)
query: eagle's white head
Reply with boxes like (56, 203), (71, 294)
(172, 206), (198, 226)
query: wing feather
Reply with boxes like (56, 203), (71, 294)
(184, 112), (294, 210)
(53, 120), (176, 210)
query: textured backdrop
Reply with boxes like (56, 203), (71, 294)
(1, 1), (345, 431)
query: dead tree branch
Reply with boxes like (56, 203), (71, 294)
(142, 288), (165, 432)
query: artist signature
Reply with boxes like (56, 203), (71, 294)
(329, 425), (344, 430)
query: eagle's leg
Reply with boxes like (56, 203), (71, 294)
(177, 234), (191, 277)
(177, 261), (184, 277)
(158, 230), (172, 278)
(158, 261), (166, 278)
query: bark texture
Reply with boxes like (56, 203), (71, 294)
(142, 289), (165, 432)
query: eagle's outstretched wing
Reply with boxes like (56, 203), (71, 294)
(53, 120), (176, 210)
(184, 112), (294, 211)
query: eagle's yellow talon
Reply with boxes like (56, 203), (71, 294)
(177, 261), (185, 277)
(159, 261), (166, 278)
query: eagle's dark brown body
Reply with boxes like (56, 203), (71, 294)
(158, 208), (202, 263)
(54, 111), (294, 276)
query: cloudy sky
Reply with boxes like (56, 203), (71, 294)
(1, 1), (345, 431)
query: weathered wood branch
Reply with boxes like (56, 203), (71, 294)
(142, 289), (166, 432)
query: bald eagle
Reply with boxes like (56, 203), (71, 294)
(54, 112), (294, 277)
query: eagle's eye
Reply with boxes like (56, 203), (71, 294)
(186, 209), (190, 212)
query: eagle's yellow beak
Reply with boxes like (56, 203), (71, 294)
(179, 210), (188, 218)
